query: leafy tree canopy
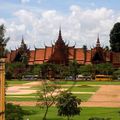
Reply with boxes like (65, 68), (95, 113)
(0, 24), (9, 58)
(110, 22), (120, 52)
(57, 92), (81, 120)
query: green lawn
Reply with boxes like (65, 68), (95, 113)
(7, 93), (37, 96)
(6, 97), (37, 101)
(64, 85), (99, 92)
(74, 94), (92, 101)
(6, 93), (92, 102)
(7, 80), (30, 86)
(54, 80), (120, 85)
(22, 106), (120, 120)
(6, 80), (120, 87)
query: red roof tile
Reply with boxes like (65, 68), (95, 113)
(75, 48), (84, 61)
(45, 47), (52, 60)
(86, 50), (91, 62)
(35, 49), (45, 60)
(29, 50), (35, 62)
(112, 52), (120, 63)
(68, 47), (75, 60)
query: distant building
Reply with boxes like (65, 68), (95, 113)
(6, 29), (120, 67)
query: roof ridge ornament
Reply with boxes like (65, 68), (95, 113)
(96, 34), (100, 47)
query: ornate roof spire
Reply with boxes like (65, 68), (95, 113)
(96, 34), (100, 47)
(58, 26), (63, 41)
(21, 35), (25, 46)
(20, 35), (27, 50)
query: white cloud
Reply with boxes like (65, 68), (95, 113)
(4, 5), (120, 49)
(21, 0), (30, 4)
(0, 18), (6, 25)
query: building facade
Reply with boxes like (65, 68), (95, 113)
(6, 29), (120, 67)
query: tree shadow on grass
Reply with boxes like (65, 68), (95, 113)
(47, 118), (65, 120)
(23, 109), (38, 115)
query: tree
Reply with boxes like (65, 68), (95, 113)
(5, 103), (24, 120)
(79, 64), (93, 76)
(113, 68), (120, 79)
(37, 80), (60, 120)
(83, 45), (87, 64)
(69, 60), (79, 80)
(110, 22), (120, 52)
(57, 92), (81, 120)
(95, 63), (113, 75)
(6, 62), (26, 79)
(0, 24), (9, 58)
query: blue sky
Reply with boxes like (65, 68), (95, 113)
(0, 0), (120, 49)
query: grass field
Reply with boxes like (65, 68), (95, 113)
(7, 80), (29, 86)
(63, 85), (99, 92)
(6, 80), (120, 119)
(53, 80), (120, 85)
(22, 106), (120, 120)
(7, 80), (120, 86)
(6, 94), (92, 102)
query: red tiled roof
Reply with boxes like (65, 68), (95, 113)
(34, 61), (44, 64)
(75, 48), (84, 61)
(86, 50), (91, 62)
(76, 60), (84, 64)
(29, 50), (35, 62)
(112, 52), (120, 63)
(45, 47), (52, 60)
(35, 49), (45, 61)
(28, 61), (34, 65)
(68, 47), (75, 60)
(105, 51), (111, 62)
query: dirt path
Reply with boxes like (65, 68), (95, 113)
(7, 82), (120, 107)
(84, 85), (120, 107)
(6, 81), (42, 95)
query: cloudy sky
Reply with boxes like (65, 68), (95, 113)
(1, 0), (120, 50)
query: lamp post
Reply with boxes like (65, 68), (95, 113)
(0, 43), (6, 120)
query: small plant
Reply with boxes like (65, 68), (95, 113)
(37, 80), (60, 120)
(57, 91), (82, 120)
(5, 103), (24, 120)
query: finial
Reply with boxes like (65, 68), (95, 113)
(22, 35), (24, 42)
(96, 34), (100, 47)
(58, 26), (63, 41)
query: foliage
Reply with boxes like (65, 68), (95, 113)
(5, 103), (24, 120)
(0, 24), (9, 58)
(113, 68), (120, 79)
(110, 22), (120, 52)
(113, 68), (120, 75)
(57, 92), (81, 120)
(6, 62), (26, 79)
(79, 64), (93, 76)
(32, 64), (42, 76)
(69, 60), (79, 80)
(37, 80), (60, 120)
(95, 63), (114, 75)
(40, 63), (70, 79)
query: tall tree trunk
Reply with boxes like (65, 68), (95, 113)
(43, 106), (48, 120)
